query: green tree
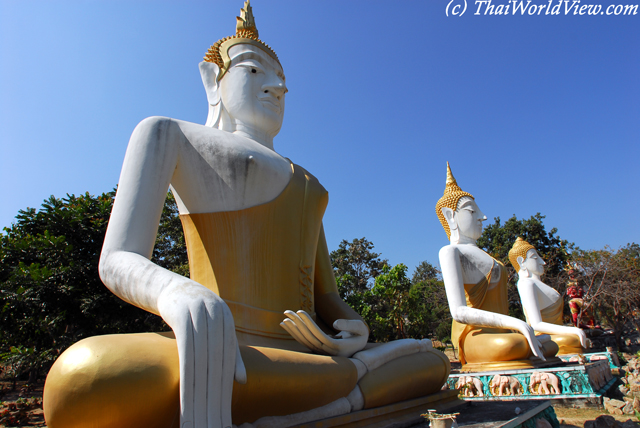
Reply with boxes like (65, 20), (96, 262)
(410, 262), (452, 342)
(0, 191), (187, 381)
(152, 192), (189, 277)
(367, 264), (413, 341)
(330, 238), (388, 302)
(412, 260), (441, 283)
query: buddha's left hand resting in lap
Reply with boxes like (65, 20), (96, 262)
(509, 238), (588, 355)
(43, 3), (449, 428)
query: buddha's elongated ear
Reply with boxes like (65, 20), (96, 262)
(441, 207), (459, 243)
(517, 255), (530, 277)
(199, 61), (221, 106)
(441, 207), (457, 230)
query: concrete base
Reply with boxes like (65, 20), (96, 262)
(291, 390), (462, 428)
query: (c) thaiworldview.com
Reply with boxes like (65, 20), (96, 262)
(445, 0), (639, 16)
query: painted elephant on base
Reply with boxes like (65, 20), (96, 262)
(490, 375), (521, 396)
(529, 372), (560, 395)
(456, 376), (484, 397)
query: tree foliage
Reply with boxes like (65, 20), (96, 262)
(330, 238), (388, 303)
(152, 192), (189, 277)
(330, 239), (449, 342)
(571, 243), (640, 348)
(0, 191), (187, 379)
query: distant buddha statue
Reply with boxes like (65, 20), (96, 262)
(43, 3), (450, 428)
(437, 163), (559, 372)
(509, 238), (587, 355)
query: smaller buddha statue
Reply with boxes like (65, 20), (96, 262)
(437, 163), (559, 372)
(509, 238), (588, 355)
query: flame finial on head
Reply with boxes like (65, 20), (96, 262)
(435, 162), (474, 240)
(508, 237), (536, 272)
(236, 0), (258, 37)
(203, 0), (281, 81)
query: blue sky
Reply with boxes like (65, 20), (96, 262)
(1, 1), (638, 274)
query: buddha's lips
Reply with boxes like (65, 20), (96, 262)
(258, 97), (280, 111)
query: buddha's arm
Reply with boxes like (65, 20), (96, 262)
(99, 116), (243, 428)
(439, 245), (546, 359)
(517, 280), (588, 348)
(100, 117), (187, 312)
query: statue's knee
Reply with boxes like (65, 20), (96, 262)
(542, 338), (560, 357)
(44, 334), (179, 428)
(358, 351), (450, 409)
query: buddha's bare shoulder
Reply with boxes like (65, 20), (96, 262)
(133, 116), (237, 146)
(439, 244), (488, 259)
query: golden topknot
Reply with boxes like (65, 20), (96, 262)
(435, 162), (474, 240)
(508, 237), (536, 272)
(203, 1), (281, 81)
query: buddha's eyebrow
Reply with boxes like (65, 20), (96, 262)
(230, 51), (286, 82)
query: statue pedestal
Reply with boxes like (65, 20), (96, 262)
(448, 359), (615, 403)
(291, 390), (461, 428)
(558, 349), (620, 370)
(459, 357), (563, 373)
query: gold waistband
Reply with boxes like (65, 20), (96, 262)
(224, 299), (316, 340)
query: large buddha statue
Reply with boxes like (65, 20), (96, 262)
(509, 238), (587, 355)
(436, 163), (559, 372)
(43, 3), (450, 428)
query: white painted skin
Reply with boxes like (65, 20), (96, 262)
(438, 197), (548, 360)
(516, 249), (588, 348)
(99, 44), (369, 428)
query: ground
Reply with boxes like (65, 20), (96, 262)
(554, 407), (639, 427)
(0, 380), (45, 428)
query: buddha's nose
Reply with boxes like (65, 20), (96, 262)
(262, 75), (287, 99)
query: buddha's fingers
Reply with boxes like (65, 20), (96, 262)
(235, 342), (247, 384)
(192, 300), (212, 428)
(283, 311), (331, 352)
(281, 319), (322, 353)
(525, 333), (545, 361)
(220, 303), (236, 428)
(295, 311), (340, 353)
(176, 314), (196, 427)
(333, 319), (369, 337)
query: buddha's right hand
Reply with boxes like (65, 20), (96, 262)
(280, 310), (368, 357)
(157, 282), (246, 428)
(518, 322), (546, 361)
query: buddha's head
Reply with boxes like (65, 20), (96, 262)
(199, 1), (287, 143)
(436, 163), (486, 244)
(509, 237), (546, 278)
